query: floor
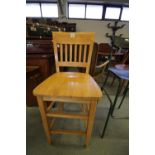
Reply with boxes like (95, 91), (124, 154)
(26, 75), (129, 155)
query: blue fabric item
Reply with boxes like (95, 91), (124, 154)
(108, 67), (129, 80)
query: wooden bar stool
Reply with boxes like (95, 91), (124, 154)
(33, 32), (102, 146)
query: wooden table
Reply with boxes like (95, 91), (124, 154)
(33, 72), (102, 146)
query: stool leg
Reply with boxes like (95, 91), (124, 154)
(118, 82), (129, 109)
(110, 76), (116, 86)
(101, 71), (110, 90)
(37, 96), (51, 144)
(111, 79), (123, 117)
(101, 104), (113, 138)
(101, 87), (113, 138)
(83, 104), (89, 129)
(85, 101), (97, 146)
(119, 80), (126, 95)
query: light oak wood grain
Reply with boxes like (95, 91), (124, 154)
(34, 32), (102, 146)
(46, 111), (88, 120)
(36, 96), (51, 144)
(52, 32), (94, 73)
(51, 129), (86, 136)
(33, 72), (102, 98)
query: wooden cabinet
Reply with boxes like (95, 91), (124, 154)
(26, 66), (41, 106)
(26, 38), (55, 106)
(26, 38), (56, 79)
(26, 53), (55, 80)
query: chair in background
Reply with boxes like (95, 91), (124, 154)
(91, 44), (129, 138)
(98, 43), (111, 53)
(98, 43), (111, 62)
(89, 43), (110, 85)
(93, 59), (110, 86)
(89, 42), (99, 76)
(110, 51), (129, 87)
(98, 43), (124, 67)
(99, 52), (129, 138)
(101, 65), (129, 138)
(33, 32), (102, 146)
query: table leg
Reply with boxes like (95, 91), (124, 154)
(85, 101), (97, 146)
(37, 96), (51, 144)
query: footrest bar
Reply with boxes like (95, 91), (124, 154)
(51, 129), (86, 136)
(46, 111), (88, 120)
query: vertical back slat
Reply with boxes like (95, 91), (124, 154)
(83, 45), (87, 62)
(79, 44), (82, 62)
(52, 32), (94, 73)
(53, 42), (59, 72)
(70, 44), (72, 62)
(74, 44), (77, 62)
(86, 45), (89, 62)
(65, 44), (67, 62)
(60, 44), (63, 62)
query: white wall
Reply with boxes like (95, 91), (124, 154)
(67, 19), (129, 44)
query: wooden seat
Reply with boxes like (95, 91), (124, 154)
(33, 32), (102, 146)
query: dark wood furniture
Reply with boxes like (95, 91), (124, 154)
(89, 42), (98, 76)
(26, 66), (41, 106)
(97, 43), (125, 66)
(26, 38), (55, 106)
(98, 43), (111, 54)
(26, 39), (55, 79)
